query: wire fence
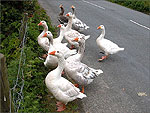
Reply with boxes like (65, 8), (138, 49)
(9, 13), (28, 113)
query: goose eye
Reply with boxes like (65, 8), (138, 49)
(57, 51), (59, 53)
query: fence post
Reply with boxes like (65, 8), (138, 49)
(0, 53), (14, 112)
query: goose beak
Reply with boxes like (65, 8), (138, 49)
(49, 51), (56, 55)
(57, 24), (61, 28)
(43, 33), (47, 37)
(74, 37), (79, 42)
(38, 22), (42, 26)
(71, 5), (75, 8)
(66, 13), (69, 17)
(59, 4), (63, 8)
(97, 26), (101, 29)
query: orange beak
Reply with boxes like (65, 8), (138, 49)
(49, 51), (56, 55)
(74, 37), (79, 42)
(66, 13), (69, 17)
(43, 33), (47, 37)
(38, 22), (42, 26)
(57, 24), (61, 28)
(59, 4), (63, 8)
(71, 5), (75, 8)
(97, 26), (101, 29)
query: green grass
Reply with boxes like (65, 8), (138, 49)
(107, 0), (150, 14)
(0, 1), (82, 112)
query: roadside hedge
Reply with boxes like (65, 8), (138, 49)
(0, 1), (80, 112)
(108, 0), (150, 14)
(0, 1), (57, 112)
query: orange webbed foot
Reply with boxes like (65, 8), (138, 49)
(98, 56), (107, 61)
(56, 101), (63, 106)
(56, 103), (66, 112)
(81, 86), (85, 93)
(74, 84), (79, 87)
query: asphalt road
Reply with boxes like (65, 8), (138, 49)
(38, 0), (150, 112)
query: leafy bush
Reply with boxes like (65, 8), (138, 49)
(0, 1), (54, 112)
(108, 0), (150, 14)
(0, 1), (80, 112)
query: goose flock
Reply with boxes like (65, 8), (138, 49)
(37, 4), (124, 112)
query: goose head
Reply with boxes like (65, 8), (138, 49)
(57, 24), (66, 30)
(38, 20), (47, 27)
(73, 35), (85, 48)
(59, 4), (63, 8)
(71, 5), (75, 9)
(73, 35), (85, 42)
(73, 37), (81, 42)
(43, 31), (53, 38)
(49, 50), (63, 58)
(97, 25), (105, 39)
(97, 25), (105, 30)
(66, 12), (73, 18)
(43, 31), (53, 44)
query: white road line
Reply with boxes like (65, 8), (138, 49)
(82, 0), (105, 10)
(130, 20), (150, 30)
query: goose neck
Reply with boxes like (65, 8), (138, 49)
(48, 35), (54, 45)
(44, 24), (48, 32)
(55, 56), (65, 78)
(57, 30), (64, 42)
(46, 55), (65, 81)
(59, 7), (64, 15)
(66, 17), (72, 30)
(78, 40), (85, 60)
(102, 29), (105, 36)
(98, 29), (105, 40)
(72, 8), (75, 15)
(58, 57), (65, 71)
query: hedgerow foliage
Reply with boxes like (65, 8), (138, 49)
(1, 0), (81, 112)
(0, 1), (57, 112)
(108, 0), (150, 14)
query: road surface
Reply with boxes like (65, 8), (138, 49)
(38, 0), (150, 112)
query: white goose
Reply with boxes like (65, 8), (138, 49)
(38, 20), (52, 51)
(64, 12), (90, 49)
(43, 32), (58, 69)
(45, 50), (86, 112)
(43, 31), (77, 59)
(43, 24), (70, 69)
(64, 35), (103, 93)
(96, 25), (124, 61)
(53, 24), (66, 44)
(71, 5), (89, 32)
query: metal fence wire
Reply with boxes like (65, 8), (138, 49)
(9, 14), (28, 112)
